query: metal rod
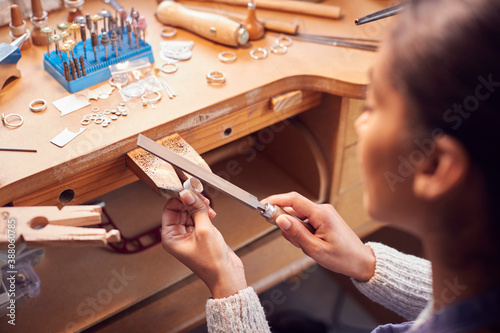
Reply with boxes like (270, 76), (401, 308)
(291, 35), (378, 52)
(0, 148), (37, 152)
(293, 33), (380, 44)
(355, 2), (405, 25)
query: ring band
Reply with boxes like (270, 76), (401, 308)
(29, 99), (47, 112)
(218, 51), (237, 63)
(160, 62), (178, 74)
(183, 177), (204, 193)
(206, 71), (226, 85)
(250, 48), (268, 60)
(2, 113), (24, 128)
(160, 26), (177, 38)
(270, 44), (287, 54)
(275, 35), (293, 47)
(142, 91), (162, 106)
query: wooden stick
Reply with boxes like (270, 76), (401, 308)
(0, 206), (120, 247)
(184, 4), (299, 34)
(179, 0), (342, 19)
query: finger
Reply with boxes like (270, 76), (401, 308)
(162, 198), (185, 227)
(179, 190), (212, 229)
(208, 207), (217, 219)
(262, 192), (317, 219)
(281, 207), (307, 220)
(201, 196), (217, 219)
(275, 214), (322, 255)
(281, 230), (300, 248)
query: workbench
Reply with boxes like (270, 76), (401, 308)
(0, 0), (393, 331)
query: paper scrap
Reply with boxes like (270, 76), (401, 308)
(50, 128), (86, 148)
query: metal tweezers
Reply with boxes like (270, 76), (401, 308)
(289, 33), (380, 52)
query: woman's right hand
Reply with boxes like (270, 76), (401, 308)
(262, 192), (376, 282)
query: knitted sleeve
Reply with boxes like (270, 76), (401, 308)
(206, 286), (271, 333)
(352, 242), (433, 320)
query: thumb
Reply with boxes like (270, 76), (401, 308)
(276, 215), (319, 253)
(179, 190), (211, 227)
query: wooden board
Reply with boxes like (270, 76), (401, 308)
(126, 133), (211, 199)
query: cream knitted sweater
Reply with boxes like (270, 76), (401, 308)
(205, 242), (432, 332)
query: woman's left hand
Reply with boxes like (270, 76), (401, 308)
(161, 190), (247, 298)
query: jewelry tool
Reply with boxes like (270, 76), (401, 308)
(137, 134), (315, 232)
(355, 1), (406, 25)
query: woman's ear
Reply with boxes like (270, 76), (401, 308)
(413, 135), (470, 200)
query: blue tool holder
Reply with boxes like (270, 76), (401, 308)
(43, 32), (154, 93)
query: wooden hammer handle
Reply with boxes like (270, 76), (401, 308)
(156, 1), (247, 46)
(183, 0), (342, 19)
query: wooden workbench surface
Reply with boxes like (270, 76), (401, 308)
(0, 1), (393, 331)
(0, 0), (392, 206)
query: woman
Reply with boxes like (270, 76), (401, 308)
(161, 0), (500, 331)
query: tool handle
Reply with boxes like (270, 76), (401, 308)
(187, 0), (341, 20)
(156, 1), (248, 46)
(262, 19), (298, 35)
(262, 203), (315, 233)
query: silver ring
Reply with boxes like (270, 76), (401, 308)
(141, 91), (162, 106)
(92, 107), (100, 112)
(160, 62), (178, 74)
(183, 177), (204, 193)
(160, 26), (177, 38)
(29, 99), (47, 112)
(270, 44), (287, 54)
(218, 51), (237, 63)
(83, 114), (92, 120)
(275, 35), (293, 47)
(206, 71), (226, 85)
(1, 113), (23, 128)
(104, 109), (111, 115)
(94, 118), (104, 124)
(81, 118), (91, 125)
(250, 48), (268, 60)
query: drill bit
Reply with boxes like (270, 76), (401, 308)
(119, 9), (127, 33)
(133, 19), (139, 50)
(138, 16), (147, 46)
(116, 25), (122, 49)
(68, 22), (79, 40)
(57, 21), (68, 36)
(126, 21), (132, 48)
(110, 30), (118, 58)
(91, 31), (98, 61)
(91, 14), (102, 34)
(63, 61), (71, 81)
(98, 10), (111, 32)
(66, 39), (76, 61)
(40, 26), (53, 54)
(85, 13), (92, 32)
(80, 23), (87, 59)
(79, 56), (86, 76)
(100, 31), (110, 61)
(49, 34), (63, 61)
